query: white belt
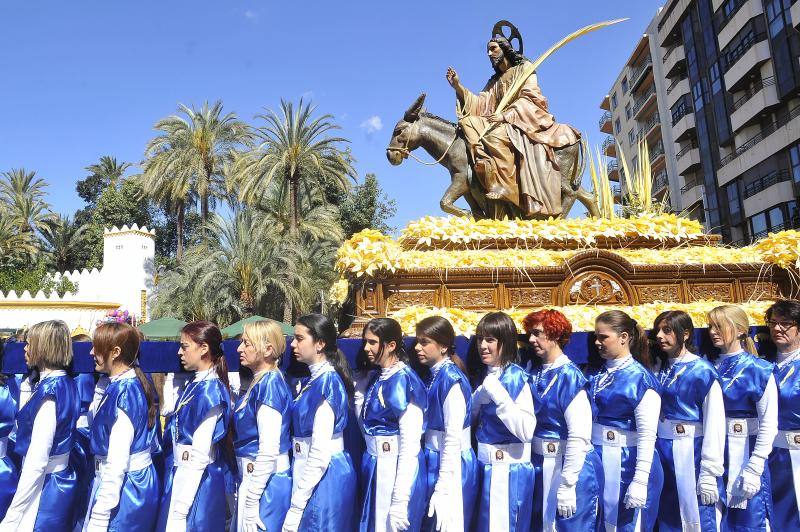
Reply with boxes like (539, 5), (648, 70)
(591, 424), (639, 447)
(94, 450), (152, 474)
(237, 452), (290, 475)
(76, 413), (89, 430)
(0, 437), (6, 459)
(293, 432), (345, 457)
(774, 429), (800, 522)
(533, 437), (566, 528)
(424, 427), (471, 452)
(659, 421), (703, 528)
(478, 442), (531, 532)
(174, 443), (216, 470)
(476, 441), (531, 464)
(365, 434), (402, 457)
(657, 419), (704, 439)
(46, 452), (69, 474)
(725, 417), (758, 510)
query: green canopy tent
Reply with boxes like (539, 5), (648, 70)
(221, 315), (293, 338)
(137, 318), (188, 341)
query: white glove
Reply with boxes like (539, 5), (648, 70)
(736, 468), (761, 500)
(696, 473), (719, 505)
(241, 498), (266, 532)
(388, 501), (410, 531)
(557, 482), (577, 518)
(427, 490), (451, 531)
(623, 479), (648, 509)
(165, 515), (188, 532)
(84, 518), (109, 532)
(281, 507), (303, 532)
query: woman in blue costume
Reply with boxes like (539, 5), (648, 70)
(358, 317), (428, 532)
(523, 309), (602, 531)
(765, 300), (800, 529)
(281, 314), (357, 532)
(156, 321), (232, 532)
(81, 322), (160, 531)
(233, 320), (292, 532)
(471, 311), (536, 532)
(706, 305), (777, 531)
(651, 311), (726, 532)
(414, 316), (477, 532)
(590, 310), (663, 532)
(0, 320), (79, 532)
(0, 342), (19, 520)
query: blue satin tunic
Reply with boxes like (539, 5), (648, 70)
(15, 372), (80, 530)
(86, 373), (159, 531)
(656, 357), (723, 532)
(233, 370), (292, 532)
(360, 365), (428, 532)
(156, 375), (231, 532)
(0, 378), (19, 521)
(291, 368), (357, 531)
(714, 352), (774, 531)
(474, 363), (534, 532)
(589, 359), (663, 532)
(421, 360), (478, 532)
(530, 359), (601, 531)
(72, 372), (97, 529)
(769, 357), (800, 529)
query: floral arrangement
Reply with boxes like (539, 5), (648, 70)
(752, 230), (800, 270)
(389, 300), (774, 335)
(96, 308), (133, 326)
(328, 279), (350, 306)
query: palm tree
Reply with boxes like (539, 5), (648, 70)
(40, 215), (89, 272)
(141, 101), (251, 237)
(135, 168), (195, 259)
(231, 99), (355, 236)
(0, 169), (55, 240)
(0, 209), (38, 269)
(0, 168), (47, 204)
(86, 156), (132, 185)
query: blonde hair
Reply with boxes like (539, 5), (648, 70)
(27, 320), (73, 369)
(707, 305), (757, 355)
(242, 320), (286, 364)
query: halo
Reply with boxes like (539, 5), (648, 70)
(492, 20), (524, 55)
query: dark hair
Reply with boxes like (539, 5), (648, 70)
(93, 322), (158, 429)
(596, 310), (652, 369)
(766, 299), (800, 324)
(522, 309), (573, 347)
(297, 314), (354, 397)
(364, 318), (408, 365)
(415, 315), (468, 374)
(180, 320), (233, 459)
(476, 311), (519, 367)
(651, 310), (696, 368)
(489, 36), (526, 67)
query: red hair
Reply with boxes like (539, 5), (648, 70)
(522, 309), (572, 347)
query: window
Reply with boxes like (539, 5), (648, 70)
(750, 212), (768, 237)
(765, 0), (787, 38)
(615, 118), (621, 134)
(632, 155), (638, 170)
(621, 77), (629, 93)
(710, 62), (722, 94)
(726, 182), (741, 218)
(768, 205), (785, 228)
(611, 92), (618, 110)
(791, 143), (800, 185)
(628, 129), (635, 145)
(692, 81), (704, 111)
(625, 103), (632, 120)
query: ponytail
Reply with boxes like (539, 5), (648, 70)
(596, 310), (653, 370)
(326, 348), (355, 397)
(297, 313), (355, 398)
(133, 365), (158, 429)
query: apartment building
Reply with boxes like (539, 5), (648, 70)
(600, 11), (684, 216)
(655, 0), (800, 243)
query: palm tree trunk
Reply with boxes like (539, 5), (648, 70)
(289, 171), (299, 237)
(176, 201), (185, 259)
(282, 298), (292, 324)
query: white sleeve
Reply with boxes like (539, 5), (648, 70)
(161, 372), (189, 417)
(433, 385), (466, 495)
(560, 390), (592, 486)
(354, 373), (370, 430)
(244, 404), (282, 503)
(289, 400), (335, 512)
(747, 374), (778, 475)
(87, 409), (135, 529)
(632, 389), (660, 485)
(0, 399), (56, 527)
(485, 379), (536, 442)
(167, 405), (221, 518)
(699, 381), (726, 478)
(393, 402), (424, 508)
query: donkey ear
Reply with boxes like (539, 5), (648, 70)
(404, 93), (426, 121)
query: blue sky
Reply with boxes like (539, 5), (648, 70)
(0, 0), (664, 232)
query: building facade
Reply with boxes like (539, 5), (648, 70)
(655, 0), (800, 243)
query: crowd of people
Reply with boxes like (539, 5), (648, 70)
(0, 300), (798, 532)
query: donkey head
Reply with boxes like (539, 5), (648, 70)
(386, 93), (426, 165)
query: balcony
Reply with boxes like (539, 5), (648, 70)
(600, 94), (610, 111)
(607, 160), (620, 181)
(639, 112), (661, 142)
(667, 76), (690, 108)
(730, 76), (779, 132)
(676, 142), (701, 175)
(599, 111), (612, 133)
(718, 0), (764, 50)
(723, 34), (770, 91)
(743, 169), (792, 199)
(658, 0), (692, 46)
(793, 0), (800, 31)
(653, 170), (670, 194)
(673, 112), (696, 142)
(649, 141), (666, 168)
(602, 136), (617, 157)
(663, 43), (686, 79)
(720, 105), (800, 168)
(629, 58), (653, 94)
(681, 177), (705, 207)
(749, 218), (800, 242)
(632, 85), (657, 120)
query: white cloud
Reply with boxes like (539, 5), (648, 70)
(244, 10), (258, 20)
(360, 115), (383, 134)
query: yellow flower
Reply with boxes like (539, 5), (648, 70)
(329, 279), (349, 305)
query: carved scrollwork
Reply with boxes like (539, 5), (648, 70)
(688, 283), (733, 302)
(450, 289), (496, 309)
(386, 290), (435, 311)
(636, 285), (680, 303)
(741, 282), (780, 301)
(508, 287), (553, 307)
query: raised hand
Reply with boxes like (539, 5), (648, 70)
(446, 67), (460, 89)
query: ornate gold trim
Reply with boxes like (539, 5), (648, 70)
(0, 300), (120, 310)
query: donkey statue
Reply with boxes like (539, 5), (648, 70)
(386, 93), (599, 219)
